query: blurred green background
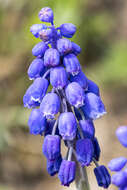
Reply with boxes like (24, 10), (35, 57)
(0, 0), (127, 189)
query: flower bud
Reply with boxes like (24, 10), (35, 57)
(76, 138), (94, 166)
(87, 79), (100, 96)
(38, 7), (54, 23)
(57, 38), (72, 55)
(32, 42), (48, 57)
(92, 137), (101, 161)
(30, 24), (47, 38)
(23, 78), (49, 108)
(44, 48), (60, 67)
(71, 42), (81, 55)
(47, 155), (62, 176)
(63, 54), (81, 76)
(28, 109), (46, 135)
(43, 135), (61, 161)
(58, 112), (77, 140)
(60, 23), (76, 38)
(58, 160), (76, 186)
(112, 171), (127, 188)
(50, 67), (68, 89)
(81, 92), (106, 120)
(94, 165), (111, 188)
(65, 82), (85, 108)
(39, 28), (53, 42)
(79, 119), (95, 139)
(27, 58), (44, 80)
(108, 157), (127, 172)
(40, 93), (60, 119)
(116, 126), (127, 147)
(70, 71), (88, 89)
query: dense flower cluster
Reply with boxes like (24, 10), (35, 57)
(23, 7), (111, 188)
(108, 126), (127, 189)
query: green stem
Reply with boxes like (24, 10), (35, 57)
(75, 165), (90, 190)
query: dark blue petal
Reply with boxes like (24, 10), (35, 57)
(58, 112), (77, 140)
(81, 92), (106, 120)
(116, 126), (127, 147)
(63, 54), (81, 76)
(94, 165), (111, 188)
(40, 93), (60, 119)
(50, 66), (68, 89)
(27, 58), (44, 80)
(71, 42), (81, 55)
(28, 109), (46, 135)
(57, 38), (72, 56)
(108, 157), (127, 172)
(38, 7), (54, 23)
(76, 138), (94, 166)
(65, 82), (85, 108)
(43, 135), (61, 161)
(92, 137), (101, 161)
(44, 48), (60, 67)
(58, 160), (76, 186)
(70, 71), (88, 89)
(60, 23), (76, 38)
(86, 79), (100, 96)
(47, 155), (62, 176)
(44, 119), (59, 136)
(79, 119), (95, 139)
(32, 42), (48, 57)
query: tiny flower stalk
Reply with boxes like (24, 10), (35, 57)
(23, 6), (111, 190)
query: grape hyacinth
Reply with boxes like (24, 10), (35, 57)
(23, 7), (111, 189)
(108, 126), (127, 189)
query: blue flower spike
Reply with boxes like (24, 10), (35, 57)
(108, 126), (127, 189)
(23, 6), (110, 188)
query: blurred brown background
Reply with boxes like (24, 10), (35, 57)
(0, 0), (127, 189)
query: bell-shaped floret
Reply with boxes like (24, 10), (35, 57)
(81, 92), (106, 120)
(63, 54), (81, 76)
(76, 138), (94, 166)
(40, 93), (60, 119)
(50, 66), (68, 89)
(44, 48), (60, 67)
(43, 135), (61, 161)
(60, 23), (76, 38)
(32, 42), (48, 57)
(58, 112), (77, 140)
(23, 78), (49, 108)
(28, 108), (46, 135)
(58, 160), (76, 186)
(38, 7), (54, 23)
(65, 82), (85, 108)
